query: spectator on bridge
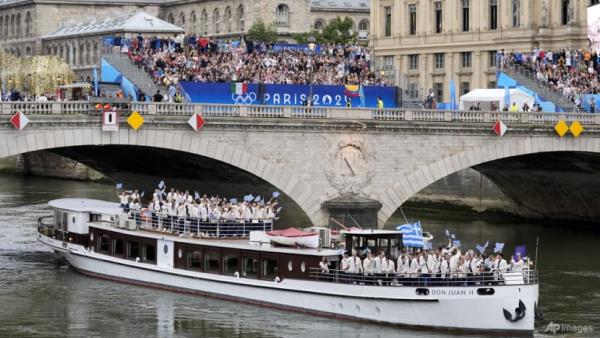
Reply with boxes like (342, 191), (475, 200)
(509, 102), (519, 112)
(153, 90), (163, 102)
(377, 97), (384, 109)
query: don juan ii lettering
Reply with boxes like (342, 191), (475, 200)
(430, 289), (475, 296)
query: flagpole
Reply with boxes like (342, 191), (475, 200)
(399, 206), (410, 225)
(534, 236), (539, 271)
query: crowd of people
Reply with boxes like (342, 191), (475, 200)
(502, 48), (600, 111)
(118, 187), (280, 226)
(114, 34), (385, 89)
(319, 239), (530, 285)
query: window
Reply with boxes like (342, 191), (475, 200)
(358, 19), (368, 31)
(167, 13), (174, 24)
(204, 251), (220, 273)
(314, 19), (325, 30)
(179, 12), (185, 26)
(433, 82), (443, 102)
(242, 257), (258, 278)
(112, 238), (124, 256)
(127, 240), (140, 259)
(592, 0), (600, 5)
(408, 82), (419, 97)
(384, 6), (392, 37)
(142, 243), (156, 262)
(460, 82), (470, 95)
(408, 4), (417, 35)
(24, 12), (31, 36)
(490, 0), (498, 30)
(213, 8), (220, 34)
(434, 53), (445, 69)
(98, 235), (109, 253)
(489, 51), (497, 67)
(434, 1), (442, 33)
(202, 10), (208, 35)
(462, 0), (470, 32)
(16, 13), (20, 37)
(276, 4), (289, 27)
(461, 52), (472, 68)
(223, 254), (239, 276)
(262, 258), (278, 279)
(191, 11), (197, 33)
(237, 5), (245, 31)
(488, 81), (496, 88)
(224, 6), (232, 33)
(561, 0), (570, 25)
(187, 250), (202, 270)
(408, 54), (419, 70)
(512, 0), (520, 27)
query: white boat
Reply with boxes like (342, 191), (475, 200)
(37, 198), (540, 335)
(267, 227), (320, 248)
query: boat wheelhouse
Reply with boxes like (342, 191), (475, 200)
(37, 198), (539, 335)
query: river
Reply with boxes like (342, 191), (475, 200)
(0, 175), (598, 337)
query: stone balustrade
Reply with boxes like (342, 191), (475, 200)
(2, 101), (600, 125)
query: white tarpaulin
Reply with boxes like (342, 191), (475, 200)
(459, 88), (534, 111)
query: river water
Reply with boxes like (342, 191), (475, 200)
(0, 174), (598, 337)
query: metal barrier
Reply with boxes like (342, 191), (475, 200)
(309, 268), (538, 287)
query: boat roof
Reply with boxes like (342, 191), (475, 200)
(342, 229), (402, 236)
(49, 198), (123, 216)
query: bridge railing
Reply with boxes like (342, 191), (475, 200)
(3, 101), (600, 125)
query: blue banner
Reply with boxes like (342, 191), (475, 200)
(271, 43), (321, 54)
(179, 82), (397, 108)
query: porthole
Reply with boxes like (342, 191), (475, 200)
(355, 305), (361, 314)
(300, 261), (306, 272)
(72, 216), (76, 224)
(163, 244), (168, 254)
(477, 288), (495, 296)
(288, 260), (293, 271)
(178, 248), (183, 259)
(338, 303), (343, 311)
(375, 306), (381, 315)
(416, 288), (430, 296)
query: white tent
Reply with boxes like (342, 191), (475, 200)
(459, 88), (534, 111)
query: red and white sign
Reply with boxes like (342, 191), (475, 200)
(187, 112), (205, 131)
(492, 120), (507, 137)
(102, 110), (119, 131)
(10, 111), (30, 131)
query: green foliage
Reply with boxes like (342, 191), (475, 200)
(292, 17), (357, 45)
(247, 19), (277, 43)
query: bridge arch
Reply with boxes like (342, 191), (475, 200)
(378, 136), (600, 227)
(0, 127), (321, 225)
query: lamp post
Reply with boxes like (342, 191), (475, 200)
(307, 36), (316, 106)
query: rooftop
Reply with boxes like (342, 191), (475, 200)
(310, 0), (369, 11)
(43, 11), (184, 40)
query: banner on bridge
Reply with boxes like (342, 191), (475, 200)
(179, 82), (397, 108)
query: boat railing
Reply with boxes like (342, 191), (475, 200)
(37, 216), (56, 237)
(124, 212), (273, 238)
(309, 268), (538, 287)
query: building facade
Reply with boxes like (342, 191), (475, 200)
(0, 0), (370, 59)
(370, 0), (596, 102)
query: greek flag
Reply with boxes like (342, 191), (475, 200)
(452, 240), (461, 248)
(194, 191), (200, 200)
(476, 240), (489, 254)
(494, 242), (505, 254)
(272, 191), (280, 199)
(396, 221), (424, 248)
(230, 198), (238, 204)
(254, 195), (261, 202)
(158, 180), (165, 190)
(115, 183), (123, 189)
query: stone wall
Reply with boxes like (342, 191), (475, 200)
(17, 151), (105, 181)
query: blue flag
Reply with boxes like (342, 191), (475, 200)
(272, 191), (280, 199)
(514, 245), (527, 258)
(230, 198), (238, 204)
(449, 79), (457, 110)
(92, 67), (99, 97)
(254, 195), (261, 202)
(504, 86), (511, 108)
(476, 240), (489, 254)
(115, 183), (123, 189)
(158, 180), (165, 190)
(194, 191), (200, 200)
(396, 221), (424, 248)
(359, 84), (366, 108)
(494, 242), (505, 254)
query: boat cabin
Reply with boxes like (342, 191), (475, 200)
(343, 230), (403, 258)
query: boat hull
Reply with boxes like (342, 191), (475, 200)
(38, 234), (537, 335)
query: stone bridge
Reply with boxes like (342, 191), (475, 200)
(2, 101), (600, 228)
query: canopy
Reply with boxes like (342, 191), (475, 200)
(459, 88), (534, 111)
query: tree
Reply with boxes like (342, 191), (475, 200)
(247, 19), (277, 43)
(292, 16), (357, 45)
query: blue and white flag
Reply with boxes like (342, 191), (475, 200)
(396, 221), (424, 248)
(444, 229), (451, 238)
(272, 191), (280, 199)
(140, 190), (145, 198)
(244, 194), (254, 202)
(194, 191), (200, 200)
(452, 240), (461, 248)
(276, 206), (283, 214)
(158, 180), (165, 190)
(359, 84), (366, 108)
(230, 198), (238, 204)
(514, 245), (527, 257)
(449, 79), (457, 110)
(494, 242), (505, 254)
(476, 240), (489, 254)
(92, 67), (99, 97)
(115, 183), (123, 189)
(254, 195), (261, 202)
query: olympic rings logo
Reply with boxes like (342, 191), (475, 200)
(232, 92), (257, 104)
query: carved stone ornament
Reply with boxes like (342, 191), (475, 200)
(324, 136), (374, 195)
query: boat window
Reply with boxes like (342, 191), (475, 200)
(62, 212), (68, 230)
(262, 258), (278, 280)
(300, 261), (306, 272)
(142, 243), (156, 262)
(97, 234), (110, 253)
(477, 288), (495, 295)
(55, 211), (62, 228)
(127, 241), (140, 259)
(223, 254), (239, 276)
(89, 213), (101, 222)
(204, 251), (220, 273)
(112, 238), (124, 256)
(72, 216), (76, 224)
(178, 248), (183, 259)
(242, 257), (258, 278)
(187, 250), (202, 271)
(288, 260), (293, 272)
